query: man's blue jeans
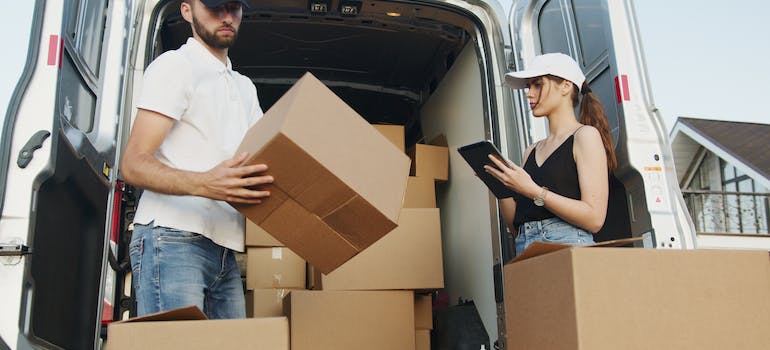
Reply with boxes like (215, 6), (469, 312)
(128, 223), (245, 319)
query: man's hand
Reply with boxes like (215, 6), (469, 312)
(194, 152), (273, 204)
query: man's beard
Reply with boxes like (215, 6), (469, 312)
(192, 15), (238, 49)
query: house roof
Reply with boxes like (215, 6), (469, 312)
(670, 117), (770, 188)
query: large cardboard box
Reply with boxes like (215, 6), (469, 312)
(503, 243), (770, 349)
(372, 124), (405, 152)
(105, 306), (289, 350)
(245, 220), (283, 247)
(246, 247), (306, 290)
(232, 73), (411, 274)
(284, 290), (415, 350)
(408, 144), (448, 181)
(404, 176), (436, 208)
(319, 208), (444, 290)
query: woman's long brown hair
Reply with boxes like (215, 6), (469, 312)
(544, 75), (617, 171)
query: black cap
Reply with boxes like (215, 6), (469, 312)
(200, 0), (249, 8)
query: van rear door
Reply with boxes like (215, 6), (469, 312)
(0, 0), (133, 349)
(508, 0), (696, 249)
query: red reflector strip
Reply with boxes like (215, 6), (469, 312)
(621, 75), (631, 101)
(614, 75), (631, 102)
(47, 35), (58, 66)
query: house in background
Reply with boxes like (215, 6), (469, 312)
(670, 117), (770, 249)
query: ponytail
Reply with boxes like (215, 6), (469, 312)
(577, 82), (617, 171)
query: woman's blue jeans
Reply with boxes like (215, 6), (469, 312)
(515, 217), (595, 256)
(129, 223), (245, 319)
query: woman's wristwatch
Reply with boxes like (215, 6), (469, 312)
(533, 186), (549, 207)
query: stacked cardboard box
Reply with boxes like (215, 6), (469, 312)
(311, 124), (446, 291)
(104, 306), (289, 349)
(414, 294), (433, 350)
(304, 123), (448, 350)
(244, 221), (305, 318)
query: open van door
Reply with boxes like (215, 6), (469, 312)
(508, 0), (696, 250)
(0, 1), (134, 349)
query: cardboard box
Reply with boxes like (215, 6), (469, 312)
(414, 294), (433, 330)
(248, 288), (295, 317)
(105, 306), (289, 350)
(416, 329), (430, 350)
(372, 124), (405, 152)
(232, 72), (411, 274)
(404, 176), (436, 208)
(246, 247), (306, 290)
(408, 144), (448, 181)
(503, 243), (770, 349)
(319, 208), (444, 291)
(245, 220), (283, 247)
(284, 290), (415, 350)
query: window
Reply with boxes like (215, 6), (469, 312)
(65, 0), (107, 76)
(538, 1), (570, 55)
(58, 0), (108, 133)
(536, 0), (620, 145)
(571, 0), (607, 67)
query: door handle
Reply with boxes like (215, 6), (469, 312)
(17, 130), (51, 168)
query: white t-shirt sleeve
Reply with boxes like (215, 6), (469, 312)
(137, 52), (190, 120)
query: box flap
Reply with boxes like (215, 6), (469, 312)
(589, 236), (643, 247)
(117, 306), (207, 323)
(510, 237), (644, 264)
(510, 242), (571, 263)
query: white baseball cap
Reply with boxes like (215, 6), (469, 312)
(504, 53), (586, 91)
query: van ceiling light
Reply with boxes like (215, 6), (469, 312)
(309, 0), (330, 14)
(386, 12), (401, 17)
(339, 1), (362, 16)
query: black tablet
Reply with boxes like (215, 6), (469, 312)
(457, 141), (516, 199)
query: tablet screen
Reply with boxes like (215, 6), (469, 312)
(457, 141), (516, 199)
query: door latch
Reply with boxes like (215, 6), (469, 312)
(17, 130), (51, 168)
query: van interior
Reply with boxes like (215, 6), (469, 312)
(126, 0), (633, 343)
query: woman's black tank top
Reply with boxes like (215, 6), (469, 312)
(512, 134), (581, 228)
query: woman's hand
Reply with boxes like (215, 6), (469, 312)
(484, 155), (540, 199)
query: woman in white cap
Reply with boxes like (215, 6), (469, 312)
(485, 53), (616, 254)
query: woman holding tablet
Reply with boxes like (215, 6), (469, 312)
(485, 53), (616, 255)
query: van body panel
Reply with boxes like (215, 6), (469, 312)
(1, 0), (134, 349)
(0, 1), (710, 349)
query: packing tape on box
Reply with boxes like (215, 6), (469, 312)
(276, 289), (288, 304)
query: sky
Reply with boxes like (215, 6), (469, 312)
(1, 1), (768, 132)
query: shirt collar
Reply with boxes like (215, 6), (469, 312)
(185, 37), (233, 73)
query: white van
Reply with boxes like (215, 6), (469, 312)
(0, 0), (696, 349)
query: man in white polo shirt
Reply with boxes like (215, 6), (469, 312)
(120, 0), (268, 319)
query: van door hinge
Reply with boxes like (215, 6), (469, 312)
(0, 244), (31, 257)
(17, 130), (51, 168)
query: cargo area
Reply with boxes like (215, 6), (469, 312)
(142, 0), (507, 342)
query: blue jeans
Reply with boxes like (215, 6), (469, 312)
(515, 217), (595, 256)
(128, 223), (245, 319)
